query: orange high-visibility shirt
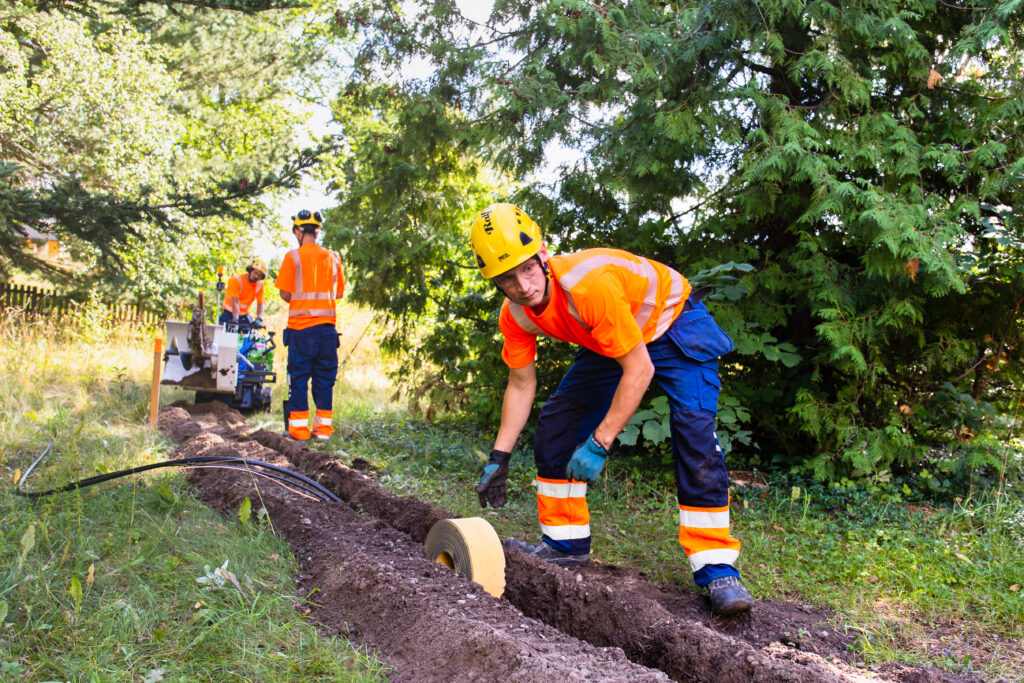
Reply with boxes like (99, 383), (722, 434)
(499, 248), (691, 368)
(275, 243), (345, 330)
(222, 274), (264, 314)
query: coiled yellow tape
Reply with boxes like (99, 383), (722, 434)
(424, 517), (506, 598)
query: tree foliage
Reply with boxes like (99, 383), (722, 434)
(1, 0), (336, 306)
(329, 0), (1024, 483)
(322, 80), (516, 421)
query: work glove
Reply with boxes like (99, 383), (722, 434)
(476, 449), (511, 508)
(253, 317), (263, 328)
(566, 433), (608, 484)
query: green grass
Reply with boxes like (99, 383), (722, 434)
(321, 411), (1024, 681)
(0, 313), (388, 681)
(5, 304), (1020, 680)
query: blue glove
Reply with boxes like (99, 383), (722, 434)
(566, 433), (608, 483)
(253, 317), (263, 328)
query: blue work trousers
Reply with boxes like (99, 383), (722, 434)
(533, 301), (740, 586)
(285, 324), (339, 413)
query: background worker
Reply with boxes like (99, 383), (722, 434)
(471, 202), (752, 616)
(219, 259), (267, 326)
(275, 210), (345, 441)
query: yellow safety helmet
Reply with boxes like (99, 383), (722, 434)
(470, 203), (542, 279)
(292, 209), (323, 232)
(246, 259), (268, 276)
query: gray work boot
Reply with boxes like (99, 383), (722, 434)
(707, 576), (754, 615)
(503, 538), (590, 567)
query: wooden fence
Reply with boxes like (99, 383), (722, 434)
(0, 282), (164, 326)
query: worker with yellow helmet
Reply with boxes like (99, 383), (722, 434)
(220, 258), (267, 326)
(470, 202), (752, 616)
(275, 209), (345, 441)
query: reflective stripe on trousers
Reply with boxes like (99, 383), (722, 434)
(536, 477), (590, 551)
(288, 410), (311, 439)
(313, 409), (334, 436)
(678, 502), (740, 572)
(532, 304), (740, 584)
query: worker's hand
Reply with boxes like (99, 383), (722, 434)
(253, 317), (263, 328)
(476, 449), (511, 508)
(566, 433), (608, 484)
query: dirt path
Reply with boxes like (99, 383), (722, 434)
(159, 404), (978, 682)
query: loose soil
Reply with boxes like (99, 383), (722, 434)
(159, 403), (981, 682)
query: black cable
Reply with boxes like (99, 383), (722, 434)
(58, 463), (332, 503)
(187, 463), (331, 502)
(16, 453), (341, 503)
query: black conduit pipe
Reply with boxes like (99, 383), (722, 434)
(15, 442), (341, 504)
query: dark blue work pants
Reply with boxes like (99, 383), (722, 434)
(284, 324), (339, 413)
(534, 301), (739, 586)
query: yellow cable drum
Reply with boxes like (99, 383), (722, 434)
(424, 517), (506, 598)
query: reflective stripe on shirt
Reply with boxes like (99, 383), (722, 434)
(508, 251), (686, 343)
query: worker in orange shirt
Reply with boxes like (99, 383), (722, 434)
(275, 210), (345, 440)
(471, 203), (752, 615)
(219, 259), (266, 326)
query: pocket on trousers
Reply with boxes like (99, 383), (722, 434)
(282, 328), (291, 348)
(698, 367), (721, 412)
(666, 306), (734, 361)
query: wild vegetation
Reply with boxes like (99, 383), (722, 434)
(3, 310), (1020, 679)
(3, 1), (1024, 677)
(5, 0), (1023, 484)
(325, 0), (1024, 486)
(1, 0), (337, 302)
(0, 310), (388, 680)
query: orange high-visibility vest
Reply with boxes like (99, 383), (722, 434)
(275, 243), (345, 330)
(499, 248), (691, 368)
(222, 274), (264, 314)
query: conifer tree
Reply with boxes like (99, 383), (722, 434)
(330, 0), (1024, 481)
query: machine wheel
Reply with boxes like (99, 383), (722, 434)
(424, 517), (506, 598)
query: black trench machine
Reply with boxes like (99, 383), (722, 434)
(160, 291), (276, 412)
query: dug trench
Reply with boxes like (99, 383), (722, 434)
(159, 403), (978, 682)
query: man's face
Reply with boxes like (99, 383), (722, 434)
(494, 253), (549, 307)
(248, 270), (264, 283)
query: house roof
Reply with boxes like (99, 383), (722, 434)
(12, 224), (58, 241)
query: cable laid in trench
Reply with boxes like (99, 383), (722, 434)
(16, 448), (341, 504)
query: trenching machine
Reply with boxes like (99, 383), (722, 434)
(160, 293), (277, 412)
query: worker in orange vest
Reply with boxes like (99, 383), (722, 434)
(275, 210), (345, 440)
(471, 203), (752, 615)
(219, 259), (267, 326)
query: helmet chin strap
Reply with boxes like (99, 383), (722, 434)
(539, 255), (551, 298)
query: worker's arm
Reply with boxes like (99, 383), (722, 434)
(565, 341), (653, 483)
(476, 361), (536, 508)
(279, 291), (292, 303)
(593, 341), (654, 450)
(493, 361), (537, 452)
(230, 298), (239, 319)
(255, 301), (263, 319)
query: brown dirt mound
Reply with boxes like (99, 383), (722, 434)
(157, 405), (980, 683)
